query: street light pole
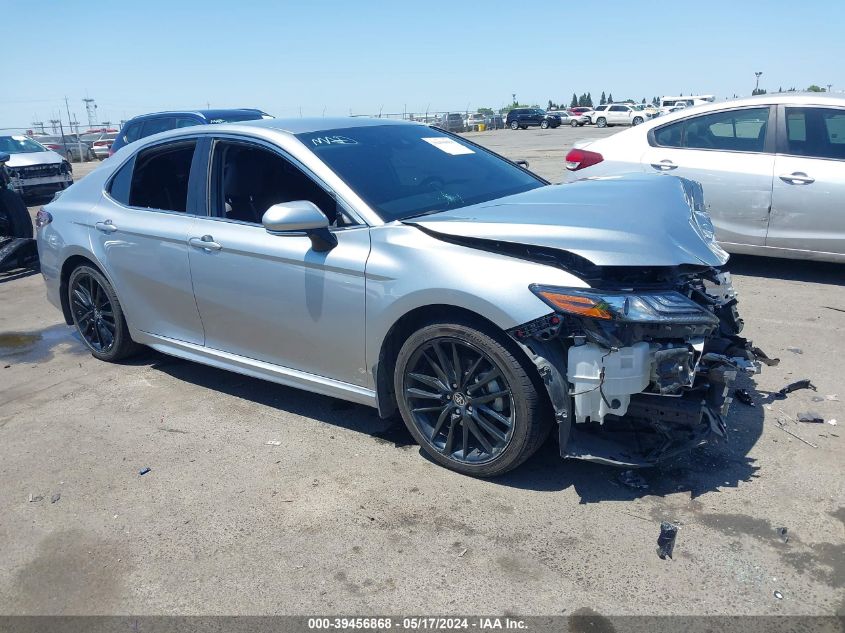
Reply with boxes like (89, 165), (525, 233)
(754, 71), (763, 93)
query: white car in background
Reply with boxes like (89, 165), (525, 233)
(592, 104), (650, 128)
(563, 94), (845, 262)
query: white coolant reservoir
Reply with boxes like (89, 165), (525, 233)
(567, 342), (652, 423)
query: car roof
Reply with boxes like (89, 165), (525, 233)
(220, 116), (425, 135)
(125, 108), (267, 123)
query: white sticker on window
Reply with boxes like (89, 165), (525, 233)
(422, 137), (474, 155)
(12, 135), (26, 141)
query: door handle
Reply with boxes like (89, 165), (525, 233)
(188, 235), (223, 251)
(651, 160), (677, 171)
(779, 172), (815, 185)
(95, 220), (118, 233)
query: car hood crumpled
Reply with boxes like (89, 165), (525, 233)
(406, 174), (729, 268)
(7, 151), (64, 167)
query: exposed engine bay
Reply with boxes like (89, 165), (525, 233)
(509, 267), (777, 467)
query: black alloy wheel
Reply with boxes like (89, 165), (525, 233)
(70, 270), (116, 353)
(68, 265), (140, 361)
(395, 322), (551, 477)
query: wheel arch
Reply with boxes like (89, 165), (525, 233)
(373, 303), (540, 419)
(58, 252), (110, 325)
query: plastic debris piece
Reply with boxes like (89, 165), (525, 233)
(774, 590), (783, 600)
(618, 470), (649, 490)
(786, 347), (803, 354)
(138, 467), (151, 476)
(265, 440), (282, 446)
(28, 494), (43, 503)
(751, 346), (780, 366)
(775, 379), (816, 399)
(657, 522), (679, 559)
(50, 493), (61, 504)
(775, 422), (818, 448)
(457, 548), (468, 558)
(734, 388), (755, 407)
(777, 527), (789, 543)
(797, 411), (824, 424)
(828, 419), (838, 426)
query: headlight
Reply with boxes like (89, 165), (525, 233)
(530, 285), (718, 324)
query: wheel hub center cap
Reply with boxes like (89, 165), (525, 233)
(452, 392), (467, 407)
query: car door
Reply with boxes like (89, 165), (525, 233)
(607, 105), (628, 125)
(767, 105), (845, 256)
(639, 106), (776, 247)
(186, 136), (370, 387)
(90, 138), (206, 344)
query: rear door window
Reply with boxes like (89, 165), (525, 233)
(127, 141), (197, 212)
(652, 107), (770, 152)
(140, 117), (176, 139)
(784, 107), (845, 160)
(123, 122), (142, 144)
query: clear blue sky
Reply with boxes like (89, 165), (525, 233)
(3, 0), (842, 127)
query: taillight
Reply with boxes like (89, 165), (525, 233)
(93, 141), (107, 147)
(565, 148), (603, 171)
(36, 208), (53, 228)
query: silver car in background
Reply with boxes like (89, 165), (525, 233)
(565, 93), (845, 262)
(36, 118), (768, 476)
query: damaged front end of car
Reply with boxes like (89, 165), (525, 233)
(510, 268), (776, 467)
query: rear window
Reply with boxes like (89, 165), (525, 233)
(115, 141), (197, 212)
(652, 107), (770, 153)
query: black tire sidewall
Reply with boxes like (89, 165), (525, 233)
(394, 322), (544, 477)
(0, 189), (33, 238)
(540, 120), (549, 129)
(68, 265), (134, 361)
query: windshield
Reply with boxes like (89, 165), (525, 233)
(0, 136), (47, 153)
(299, 125), (544, 222)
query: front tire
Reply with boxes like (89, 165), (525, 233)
(394, 321), (551, 477)
(540, 120), (549, 129)
(510, 121), (519, 130)
(68, 265), (140, 361)
(570, 119), (578, 128)
(632, 116), (644, 126)
(596, 117), (607, 128)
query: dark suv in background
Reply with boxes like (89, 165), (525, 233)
(109, 108), (272, 156)
(505, 108), (561, 130)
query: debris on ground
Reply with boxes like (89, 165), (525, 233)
(828, 419), (838, 426)
(751, 346), (780, 366)
(777, 527), (789, 543)
(28, 494), (43, 503)
(656, 522), (679, 560)
(797, 411), (824, 424)
(734, 388), (755, 407)
(50, 493), (61, 504)
(265, 440), (282, 446)
(786, 347), (803, 354)
(618, 470), (649, 490)
(775, 420), (818, 448)
(457, 548), (468, 558)
(775, 379), (817, 399)
(774, 590), (784, 600)
(139, 467), (151, 476)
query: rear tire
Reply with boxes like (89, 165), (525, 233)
(394, 321), (552, 477)
(632, 116), (644, 126)
(570, 119), (578, 128)
(0, 189), (33, 238)
(596, 117), (607, 128)
(540, 120), (549, 129)
(510, 121), (519, 130)
(68, 265), (140, 362)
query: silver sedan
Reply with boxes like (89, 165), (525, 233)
(36, 118), (768, 476)
(564, 93), (845, 262)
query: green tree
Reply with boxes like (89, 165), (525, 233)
(600, 91), (607, 105)
(478, 107), (494, 115)
(807, 84), (826, 92)
(607, 92), (613, 104)
(586, 92), (593, 107)
(752, 88), (767, 96)
(642, 98), (646, 104)
(570, 93), (578, 108)
(652, 96), (659, 106)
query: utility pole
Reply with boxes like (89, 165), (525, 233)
(754, 71), (763, 93)
(66, 97), (85, 161)
(827, 84), (832, 92)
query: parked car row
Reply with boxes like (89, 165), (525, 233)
(564, 93), (845, 262)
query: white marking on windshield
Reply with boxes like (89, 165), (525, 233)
(311, 135), (358, 147)
(422, 137), (474, 155)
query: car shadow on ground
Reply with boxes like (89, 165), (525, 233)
(148, 351), (764, 503)
(726, 254), (844, 287)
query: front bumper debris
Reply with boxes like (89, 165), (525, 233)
(511, 271), (775, 467)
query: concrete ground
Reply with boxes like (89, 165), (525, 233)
(0, 130), (843, 617)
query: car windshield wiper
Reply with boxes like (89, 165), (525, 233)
(401, 208), (446, 220)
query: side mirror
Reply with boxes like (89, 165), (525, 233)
(0, 152), (9, 164)
(262, 201), (337, 252)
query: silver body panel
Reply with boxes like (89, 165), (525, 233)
(38, 117), (730, 411)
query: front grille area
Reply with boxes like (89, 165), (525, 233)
(14, 164), (63, 178)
